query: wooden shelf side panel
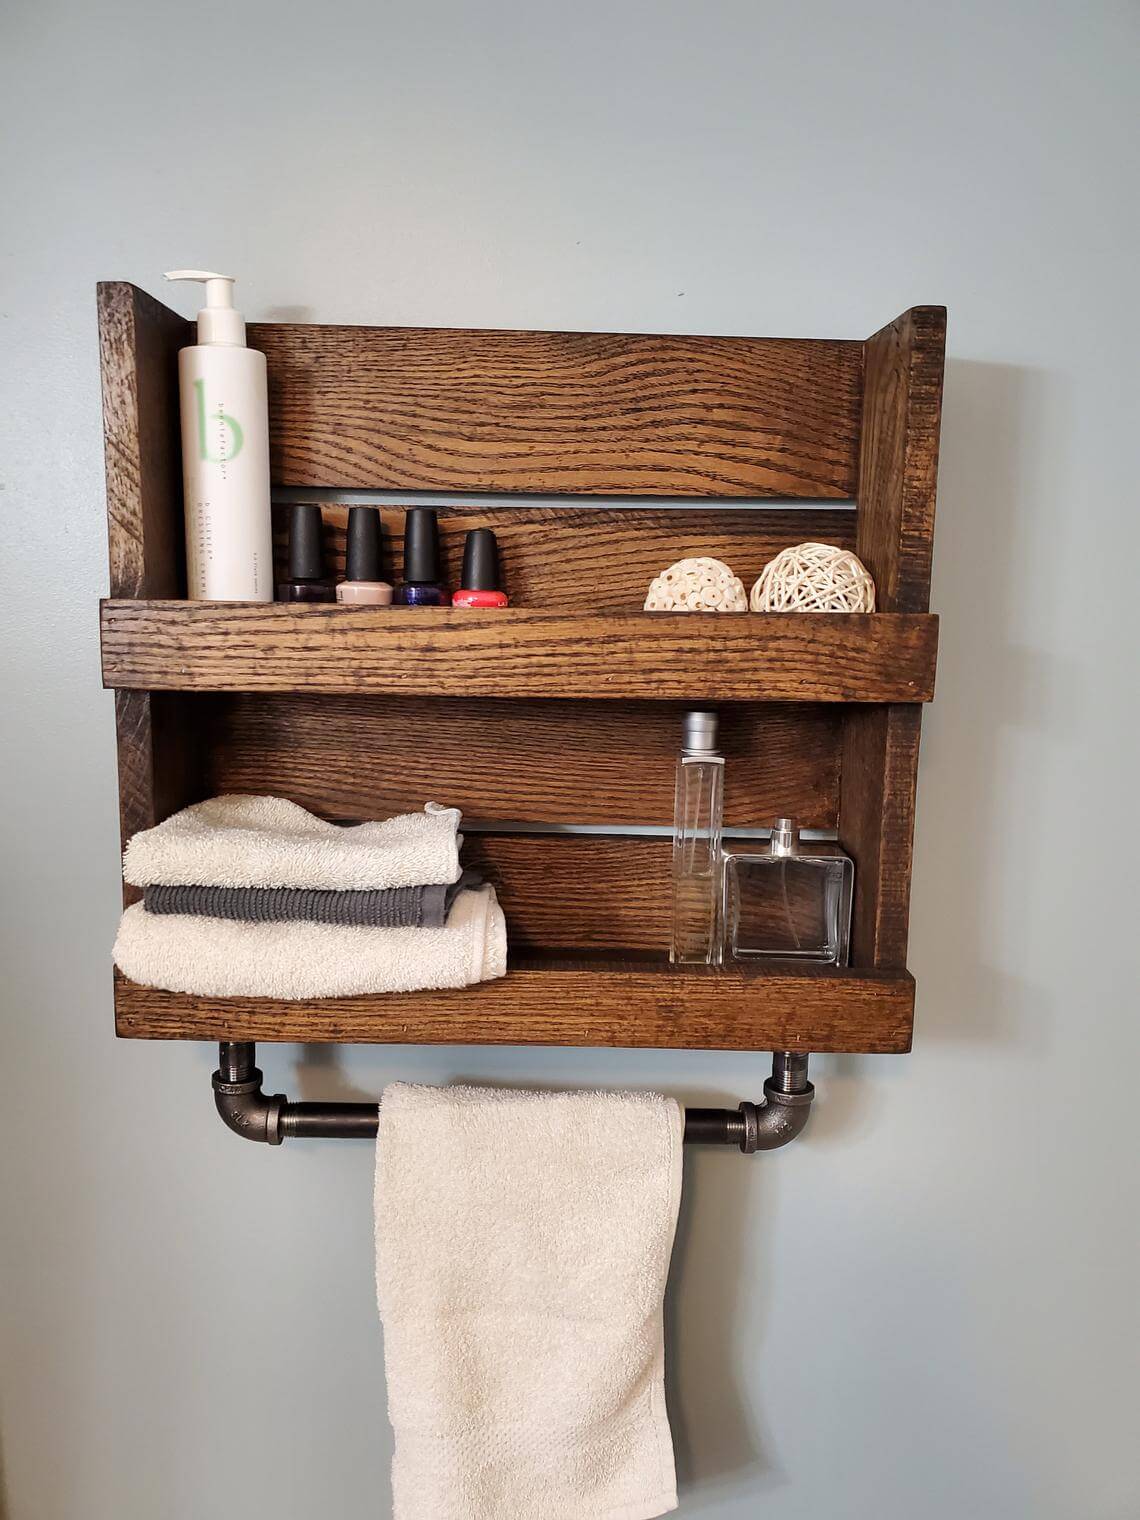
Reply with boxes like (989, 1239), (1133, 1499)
(97, 282), (190, 601)
(97, 285), (198, 896)
(841, 304), (946, 968)
(856, 306), (946, 615)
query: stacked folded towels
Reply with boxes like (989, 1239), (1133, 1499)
(112, 796), (507, 999)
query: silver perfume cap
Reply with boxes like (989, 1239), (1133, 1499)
(769, 817), (798, 857)
(682, 710), (719, 754)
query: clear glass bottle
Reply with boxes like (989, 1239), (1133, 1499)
(723, 818), (853, 964)
(670, 711), (725, 965)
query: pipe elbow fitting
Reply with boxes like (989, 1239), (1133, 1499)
(737, 1077), (814, 1153)
(212, 1067), (285, 1145)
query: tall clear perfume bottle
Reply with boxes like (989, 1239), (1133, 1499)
(670, 710), (725, 965)
(723, 818), (853, 964)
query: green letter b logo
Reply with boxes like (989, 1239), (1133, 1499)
(194, 378), (244, 463)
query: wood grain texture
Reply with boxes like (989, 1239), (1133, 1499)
(100, 603), (938, 702)
(97, 290), (945, 1054)
(113, 961), (915, 1052)
(856, 307), (946, 612)
(113, 691), (205, 906)
(273, 502), (855, 611)
(463, 833), (850, 950)
(97, 282), (190, 598)
(838, 309), (943, 967)
(203, 694), (843, 828)
(463, 834), (670, 949)
(249, 323), (864, 497)
(838, 704), (922, 968)
(99, 285), (199, 904)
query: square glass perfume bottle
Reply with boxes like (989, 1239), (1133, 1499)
(723, 818), (853, 964)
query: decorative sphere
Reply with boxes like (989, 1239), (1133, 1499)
(644, 556), (747, 612)
(750, 542), (876, 613)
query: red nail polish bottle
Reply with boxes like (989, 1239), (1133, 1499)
(452, 529), (509, 607)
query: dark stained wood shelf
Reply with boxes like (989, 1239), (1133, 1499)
(100, 603), (938, 702)
(114, 958), (915, 1052)
(98, 284), (946, 1054)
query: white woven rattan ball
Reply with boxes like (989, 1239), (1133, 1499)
(644, 556), (747, 612)
(750, 542), (876, 613)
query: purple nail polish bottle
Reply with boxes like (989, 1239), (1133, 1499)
(395, 508), (448, 605)
(277, 503), (336, 602)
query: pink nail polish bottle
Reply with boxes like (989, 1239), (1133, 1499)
(336, 507), (393, 605)
(452, 529), (509, 607)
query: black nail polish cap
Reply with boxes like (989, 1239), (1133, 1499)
(402, 507), (441, 583)
(345, 506), (384, 582)
(459, 528), (502, 591)
(288, 503), (326, 580)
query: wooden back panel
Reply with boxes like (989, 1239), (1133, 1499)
(272, 502), (854, 610)
(250, 324), (863, 497)
(460, 834), (850, 952)
(202, 694), (842, 829)
(196, 696), (844, 957)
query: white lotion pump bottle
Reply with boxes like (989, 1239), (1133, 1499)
(165, 270), (273, 600)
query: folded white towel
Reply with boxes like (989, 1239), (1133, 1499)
(123, 795), (462, 891)
(375, 1083), (683, 1520)
(113, 886), (506, 999)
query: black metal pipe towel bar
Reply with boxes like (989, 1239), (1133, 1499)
(212, 1043), (814, 1153)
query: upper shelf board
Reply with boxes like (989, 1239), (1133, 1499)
(100, 603), (938, 702)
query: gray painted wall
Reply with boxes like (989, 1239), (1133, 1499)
(1, 2), (1136, 1516)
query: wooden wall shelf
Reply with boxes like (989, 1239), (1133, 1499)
(113, 961), (915, 1052)
(100, 602), (938, 702)
(97, 282), (945, 1055)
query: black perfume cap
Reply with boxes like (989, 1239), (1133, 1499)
(345, 506), (384, 582)
(402, 507), (441, 583)
(288, 503), (326, 580)
(459, 528), (502, 591)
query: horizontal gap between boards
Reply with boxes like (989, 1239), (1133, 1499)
(273, 487), (855, 513)
(460, 822), (837, 840)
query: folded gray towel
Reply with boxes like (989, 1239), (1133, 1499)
(142, 872), (482, 929)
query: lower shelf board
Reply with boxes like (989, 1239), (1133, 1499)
(113, 955), (915, 1052)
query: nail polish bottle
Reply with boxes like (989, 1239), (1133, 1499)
(278, 503), (336, 602)
(336, 507), (393, 605)
(395, 507), (448, 605)
(452, 529), (509, 607)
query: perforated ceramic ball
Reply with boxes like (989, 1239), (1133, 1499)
(750, 542), (876, 613)
(644, 556), (748, 612)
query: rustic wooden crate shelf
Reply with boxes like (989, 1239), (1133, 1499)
(100, 602), (938, 702)
(98, 282), (945, 1055)
(114, 959), (915, 1052)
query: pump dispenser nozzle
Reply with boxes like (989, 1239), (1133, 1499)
(164, 270), (245, 345)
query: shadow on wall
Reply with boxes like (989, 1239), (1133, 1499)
(666, 1147), (777, 1501)
(908, 356), (1070, 1056)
